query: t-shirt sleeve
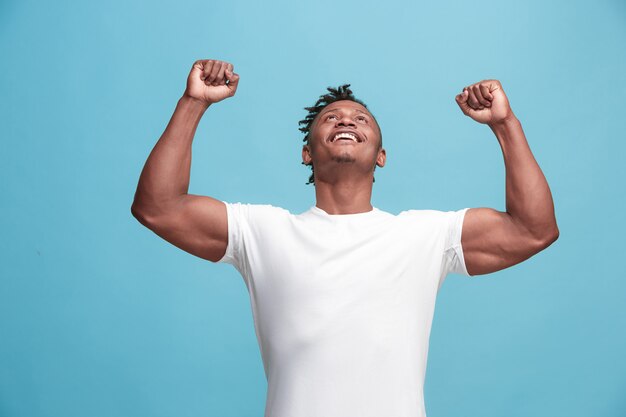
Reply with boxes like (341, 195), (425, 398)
(217, 201), (249, 275)
(442, 207), (473, 277)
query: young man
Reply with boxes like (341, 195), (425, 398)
(131, 59), (559, 417)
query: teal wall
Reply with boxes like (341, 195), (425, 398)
(1, 0), (625, 416)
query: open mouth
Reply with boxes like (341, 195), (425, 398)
(329, 131), (363, 143)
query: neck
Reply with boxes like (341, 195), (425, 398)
(313, 173), (374, 215)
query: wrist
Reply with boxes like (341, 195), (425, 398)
(179, 94), (211, 112)
(488, 113), (520, 134)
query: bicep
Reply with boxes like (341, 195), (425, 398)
(461, 207), (549, 276)
(139, 194), (228, 262)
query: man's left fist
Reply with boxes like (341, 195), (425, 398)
(455, 79), (515, 126)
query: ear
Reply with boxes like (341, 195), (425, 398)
(302, 144), (312, 165)
(376, 148), (386, 168)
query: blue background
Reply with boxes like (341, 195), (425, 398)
(1, 0), (625, 416)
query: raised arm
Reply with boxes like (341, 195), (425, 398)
(454, 80), (559, 276)
(131, 59), (240, 262)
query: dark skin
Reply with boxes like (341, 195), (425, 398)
(302, 100), (386, 215)
(132, 59), (559, 275)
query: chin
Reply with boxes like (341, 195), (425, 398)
(331, 154), (357, 163)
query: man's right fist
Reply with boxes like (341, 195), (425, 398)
(184, 59), (240, 106)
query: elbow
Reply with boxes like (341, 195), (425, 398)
(522, 223), (559, 254)
(538, 224), (560, 249)
(131, 203), (143, 220)
(131, 198), (176, 228)
(131, 204), (152, 227)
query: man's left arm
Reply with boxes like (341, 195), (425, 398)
(454, 80), (559, 276)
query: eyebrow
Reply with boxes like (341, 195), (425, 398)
(320, 107), (371, 118)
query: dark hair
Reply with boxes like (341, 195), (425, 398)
(298, 84), (381, 185)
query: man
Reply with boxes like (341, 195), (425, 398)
(131, 59), (559, 417)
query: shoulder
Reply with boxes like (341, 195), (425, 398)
(398, 207), (468, 218)
(222, 201), (289, 211)
(222, 201), (293, 223)
(396, 208), (469, 233)
(397, 208), (449, 221)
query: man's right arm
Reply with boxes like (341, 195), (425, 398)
(130, 59), (240, 262)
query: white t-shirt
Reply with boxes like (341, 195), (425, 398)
(218, 202), (472, 417)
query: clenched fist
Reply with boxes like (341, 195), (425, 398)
(184, 59), (240, 106)
(455, 79), (515, 126)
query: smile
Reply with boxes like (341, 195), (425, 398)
(330, 131), (362, 143)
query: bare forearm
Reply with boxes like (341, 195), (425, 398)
(490, 117), (559, 240)
(132, 96), (209, 217)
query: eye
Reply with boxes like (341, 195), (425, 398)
(356, 115), (368, 123)
(326, 114), (338, 120)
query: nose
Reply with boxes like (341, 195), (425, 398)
(336, 114), (356, 127)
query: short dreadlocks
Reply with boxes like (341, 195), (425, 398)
(298, 84), (382, 185)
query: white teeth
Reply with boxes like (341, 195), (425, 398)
(333, 132), (358, 142)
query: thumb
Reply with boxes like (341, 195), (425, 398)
(455, 89), (471, 116)
(225, 68), (240, 93)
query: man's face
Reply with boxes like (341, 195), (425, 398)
(302, 100), (385, 182)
